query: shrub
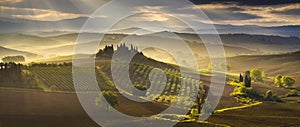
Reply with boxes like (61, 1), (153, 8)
(263, 90), (282, 102)
(264, 90), (273, 101)
(230, 86), (253, 97)
(190, 108), (198, 116)
(227, 80), (244, 87)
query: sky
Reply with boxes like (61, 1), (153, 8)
(0, 0), (300, 35)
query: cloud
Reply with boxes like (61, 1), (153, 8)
(0, 6), (106, 21)
(130, 13), (170, 22)
(183, 3), (300, 26)
(126, 3), (299, 29)
(130, 6), (171, 22)
(133, 6), (166, 13)
(234, 3), (300, 26)
(0, 0), (22, 3)
(189, 0), (300, 6)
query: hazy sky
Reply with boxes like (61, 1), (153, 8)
(0, 0), (300, 33)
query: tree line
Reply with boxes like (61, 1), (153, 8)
(2, 56), (25, 63)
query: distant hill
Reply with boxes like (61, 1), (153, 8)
(225, 51), (300, 75)
(0, 33), (66, 52)
(1, 32), (300, 62)
(0, 46), (40, 61)
(222, 51), (300, 88)
(109, 27), (156, 35)
(173, 33), (300, 53)
(28, 31), (74, 37)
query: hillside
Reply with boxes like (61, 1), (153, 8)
(0, 33), (66, 53)
(108, 27), (155, 35)
(212, 51), (300, 88)
(1, 32), (299, 60)
(43, 33), (300, 58)
(226, 51), (300, 75)
(0, 46), (40, 60)
(1, 44), (299, 127)
(175, 33), (300, 54)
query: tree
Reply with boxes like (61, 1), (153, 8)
(250, 69), (263, 82)
(274, 74), (282, 86)
(281, 76), (295, 88)
(190, 108), (198, 117)
(245, 70), (250, 76)
(2, 56), (25, 63)
(239, 74), (244, 82)
(244, 71), (251, 87)
(264, 90), (273, 101)
(274, 75), (295, 88)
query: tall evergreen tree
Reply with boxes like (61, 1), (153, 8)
(239, 74), (244, 82)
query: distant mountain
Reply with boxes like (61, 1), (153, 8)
(1, 17), (300, 37)
(0, 46), (40, 61)
(175, 33), (300, 54)
(183, 24), (300, 38)
(1, 31), (300, 62)
(265, 25), (300, 37)
(109, 27), (156, 35)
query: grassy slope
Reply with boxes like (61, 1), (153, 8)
(226, 51), (300, 88)
(208, 102), (300, 127)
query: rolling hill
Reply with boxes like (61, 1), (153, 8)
(108, 27), (155, 35)
(1, 32), (300, 65)
(0, 33), (67, 53)
(210, 51), (300, 88)
(43, 32), (300, 56)
(226, 51), (300, 75)
(0, 46), (40, 60)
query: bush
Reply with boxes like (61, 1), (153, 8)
(227, 80), (244, 87)
(263, 90), (282, 102)
(230, 86), (253, 97)
(264, 90), (273, 101)
(190, 108), (198, 116)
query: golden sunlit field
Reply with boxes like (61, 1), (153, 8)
(1, 0), (300, 126)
